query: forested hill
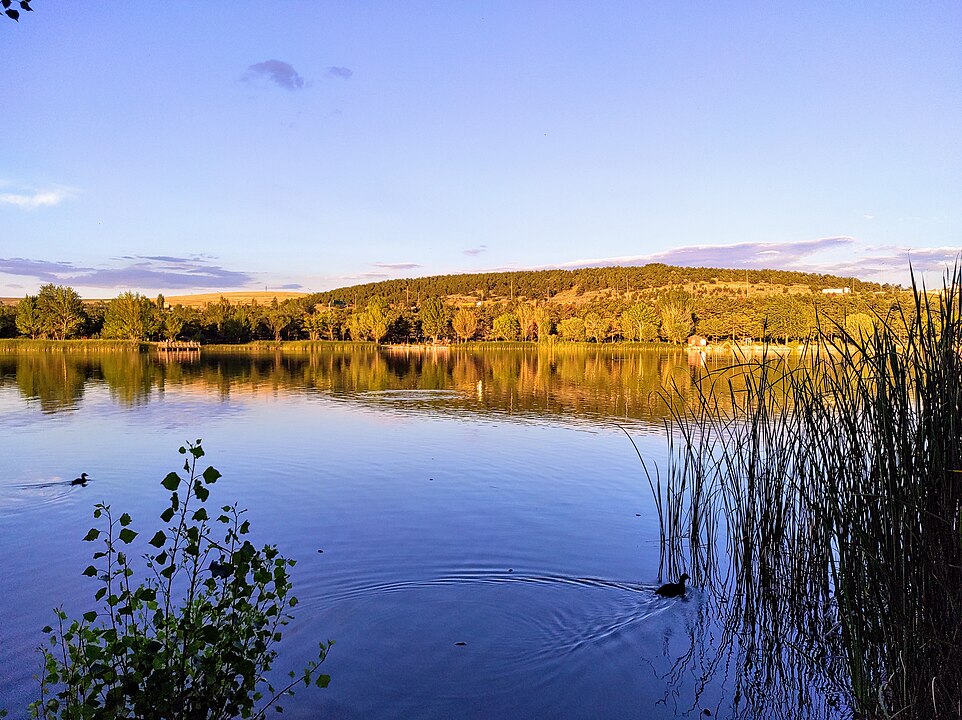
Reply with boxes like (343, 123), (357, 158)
(310, 263), (886, 308)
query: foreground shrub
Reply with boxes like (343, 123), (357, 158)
(32, 441), (330, 719)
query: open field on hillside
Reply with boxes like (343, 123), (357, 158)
(3, 291), (309, 307)
(162, 291), (309, 307)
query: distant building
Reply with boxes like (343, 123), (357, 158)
(687, 335), (708, 347)
(821, 287), (851, 294)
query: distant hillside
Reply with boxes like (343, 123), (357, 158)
(309, 263), (887, 308)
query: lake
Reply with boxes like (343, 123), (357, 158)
(0, 345), (805, 719)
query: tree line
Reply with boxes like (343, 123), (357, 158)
(0, 279), (912, 345)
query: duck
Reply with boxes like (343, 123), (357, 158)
(70, 473), (91, 486)
(655, 573), (689, 598)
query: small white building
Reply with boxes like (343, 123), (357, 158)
(821, 287), (851, 294)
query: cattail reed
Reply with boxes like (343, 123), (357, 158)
(644, 265), (961, 719)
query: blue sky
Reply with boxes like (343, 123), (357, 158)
(1, 2), (960, 296)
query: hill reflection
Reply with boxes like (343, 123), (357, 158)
(0, 345), (752, 427)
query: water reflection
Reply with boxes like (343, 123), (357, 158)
(0, 346), (743, 428)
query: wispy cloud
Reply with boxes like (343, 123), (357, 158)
(277, 283), (304, 290)
(242, 60), (306, 90)
(558, 237), (857, 271)
(0, 258), (85, 282)
(0, 256), (254, 290)
(551, 237), (959, 284)
(826, 246), (961, 279)
(0, 186), (74, 209)
(463, 245), (488, 256)
(325, 66), (353, 80)
(370, 262), (422, 271)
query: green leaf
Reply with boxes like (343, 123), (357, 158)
(41, 625), (52, 633)
(202, 466), (221, 484)
(82, 611), (97, 623)
(82, 528), (100, 542)
(118, 528), (137, 544)
(160, 507), (174, 523)
(192, 508), (209, 522)
(194, 481), (210, 502)
(119, 513), (132, 527)
(161, 472), (181, 491)
(239, 520), (251, 535)
(316, 674), (331, 688)
(148, 530), (166, 548)
(82, 565), (97, 577)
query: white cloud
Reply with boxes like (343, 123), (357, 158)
(0, 188), (72, 209)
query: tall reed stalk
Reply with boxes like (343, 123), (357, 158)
(646, 265), (961, 719)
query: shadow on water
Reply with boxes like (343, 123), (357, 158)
(636, 266), (962, 719)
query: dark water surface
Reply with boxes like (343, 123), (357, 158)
(1, 346), (743, 719)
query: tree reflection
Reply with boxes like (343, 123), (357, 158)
(2, 345), (768, 427)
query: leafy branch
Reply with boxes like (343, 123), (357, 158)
(3, 1), (33, 22)
(32, 440), (330, 720)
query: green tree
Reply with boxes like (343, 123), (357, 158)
(37, 284), (86, 340)
(844, 312), (876, 339)
(532, 305), (552, 341)
(559, 316), (586, 342)
(452, 307), (478, 342)
(160, 306), (191, 341)
(264, 299), (298, 342)
(347, 312), (368, 341)
(764, 296), (815, 344)
(492, 312), (520, 341)
(303, 310), (329, 341)
(0, 303), (16, 337)
(103, 292), (155, 340)
(659, 300), (693, 343)
(620, 303), (659, 341)
(419, 297), (449, 343)
(15, 294), (43, 338)
(365, 296), (390, 343)
(515, 303), (536, 341)
(584, 312), (608, 343)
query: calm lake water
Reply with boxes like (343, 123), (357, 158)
(0, 345), (786, 719)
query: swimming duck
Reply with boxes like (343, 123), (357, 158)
(71, 473), (91, 486)
(655, 573), (689, 598)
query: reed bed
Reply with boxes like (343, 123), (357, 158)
(0, 339), (148, 353)
(646, 266), (961, 719)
